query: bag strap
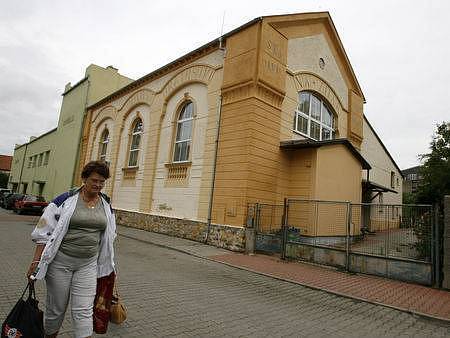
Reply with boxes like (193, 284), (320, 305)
(20, 281), (37, 300)
(20, 282), (30, 299)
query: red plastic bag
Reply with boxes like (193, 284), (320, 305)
(93, 272), (115, 334)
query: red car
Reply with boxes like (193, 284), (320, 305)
(14, 195), (48, 215)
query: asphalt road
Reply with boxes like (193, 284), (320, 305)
(1, 207), (450, 337)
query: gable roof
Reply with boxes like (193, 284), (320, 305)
(263, 12), (365, 102)
(89, 12), (364, 110)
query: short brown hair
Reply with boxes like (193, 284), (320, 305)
(81, 160), (110, 180)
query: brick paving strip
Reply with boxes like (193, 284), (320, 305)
(209, 253), (450, 322)
(116, 226), (450, 323)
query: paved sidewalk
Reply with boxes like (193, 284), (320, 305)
(118, 225), (450, 322)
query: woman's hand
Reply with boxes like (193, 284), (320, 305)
(27, 244), (45, 280)
(27, 261), (40, 280)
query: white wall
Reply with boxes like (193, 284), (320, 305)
(361, 118), (402, 204)
(151, 83), (209, 220)
(113, 104), (151, 211)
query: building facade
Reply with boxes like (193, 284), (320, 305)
(402, 165), (422, 194)
(8, 64), (132, 201)
(78, 12), (402, 249)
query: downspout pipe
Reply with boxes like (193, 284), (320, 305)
(205, 95), (223, 244)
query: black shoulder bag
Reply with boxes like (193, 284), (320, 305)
(1, 282), (44, 338)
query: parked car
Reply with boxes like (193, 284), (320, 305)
(0, 190), (12, 208)
(4, 193), (24, 210)
(0, 188), (11, 196)
(14, 195), (48, 215)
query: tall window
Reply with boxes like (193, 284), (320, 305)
(294, 91), (335, 141)
(173, 101), (193, 162)
(43, 151), (50, 166)
(128, 118), (143, 167)
(99, 129), (109, 162)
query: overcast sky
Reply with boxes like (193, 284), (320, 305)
(0, 0), (448, 169)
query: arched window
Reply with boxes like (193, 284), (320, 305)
(128, 118), (143, 167)
(98, 129), (109, 162)
(173, 101), (193, 162)
(294, 92), (335, 141)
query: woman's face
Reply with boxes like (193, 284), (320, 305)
(83, 172), (106, 195)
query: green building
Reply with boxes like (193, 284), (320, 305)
(8, 64), (132, 201)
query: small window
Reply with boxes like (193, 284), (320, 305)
(294, 91), (335, 141)
(32, 156), (37, 168)
(44, 151), (50, 166)
(128, 118), (143, 167)
(99, 129), (109, 162)
(28, 157), (32, 168)
(38, 153), (43, 167)
(391, 171), (395, 189)
(173, 101), (193, 163)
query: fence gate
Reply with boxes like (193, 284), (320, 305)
(251, 203), (285, 254)
(251, 200), (437, 286)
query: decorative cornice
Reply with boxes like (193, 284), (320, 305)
(160, 64), (217, 100)
(293, 72), (345, 113)
(92, 105), (116, 125)
(222, 81), (285, 109)
(118, 89), (156, 112)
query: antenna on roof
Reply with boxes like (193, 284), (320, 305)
(219, 11), (226, 50)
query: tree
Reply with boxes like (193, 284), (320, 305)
(0, 172), (9, 188)
(416, 122), (450, 206)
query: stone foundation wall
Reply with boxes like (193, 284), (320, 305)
(114, 208), (245, 252)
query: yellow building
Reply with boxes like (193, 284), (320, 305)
(79, 12), (402, 250)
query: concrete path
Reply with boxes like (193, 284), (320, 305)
(118, 225), (450, 322)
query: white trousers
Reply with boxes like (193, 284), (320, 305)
(45, 250), (97, 338)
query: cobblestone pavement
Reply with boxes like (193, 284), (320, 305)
(1, 208), (450, 337)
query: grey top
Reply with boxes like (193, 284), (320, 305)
(59, 195), (107, 258)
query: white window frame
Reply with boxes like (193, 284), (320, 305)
(128, 119), (143, 167)
(99, 129), (109, 162)
(294, 92), (335, 141)
(173, 102), (193, 163)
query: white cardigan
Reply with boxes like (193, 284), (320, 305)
(31, 192), (116, 280)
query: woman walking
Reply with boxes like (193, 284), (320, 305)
(27, 161), (116, 338)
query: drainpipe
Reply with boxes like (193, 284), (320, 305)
(71, 79), (91, 188)
(17, 143), (28, 193)
(205, 95), (223, 244)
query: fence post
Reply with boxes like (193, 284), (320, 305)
(442, 196), (450, 289)
(245, 204), (256, 255)
(432, 204), (439, 287)
(281, 198), (289, 260)
(346, 202), (351, 272)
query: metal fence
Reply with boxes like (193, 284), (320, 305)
(350, 204), (433, 262)
(251, 199), (434, 263)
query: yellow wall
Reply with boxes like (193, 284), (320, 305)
(79, 13), (370, 235)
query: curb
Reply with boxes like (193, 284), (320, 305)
(117, 231), (450, 324)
